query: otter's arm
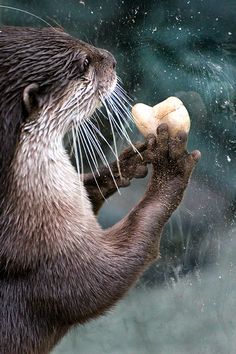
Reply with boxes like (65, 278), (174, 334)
(83, 142), (148, 213)
(104, 125), (200, 255)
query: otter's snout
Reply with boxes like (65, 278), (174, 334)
(101, 50), (117, 70)
(94, 48), (117, 71)
(92, 48), (117, 98)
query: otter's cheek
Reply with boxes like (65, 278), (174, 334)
(132, 97), (191, 138)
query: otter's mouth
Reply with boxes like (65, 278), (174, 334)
(93, 76), (117, 113)
(98, 75), (117, 101)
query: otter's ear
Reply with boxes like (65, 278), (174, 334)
(23, 83), (42, 116)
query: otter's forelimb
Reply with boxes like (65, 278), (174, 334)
(102, 124), (200, 274)
(83, 141), (148, 213)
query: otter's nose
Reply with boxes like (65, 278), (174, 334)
(100, 49), (117, 70)
(110, 55), (117, 69)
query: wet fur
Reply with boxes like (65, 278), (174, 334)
(0, 27), (200, 353)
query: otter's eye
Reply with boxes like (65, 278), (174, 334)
(83, 57), (90, 71)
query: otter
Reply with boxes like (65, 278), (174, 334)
(0, 27), (200, 353)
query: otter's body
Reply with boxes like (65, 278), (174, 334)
(0, 27), (200, 353)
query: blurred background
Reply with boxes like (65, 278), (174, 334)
(1, 0), (236, 353)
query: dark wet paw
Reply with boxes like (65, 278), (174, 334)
(112, 141), (149, 186)
(143, 123), (201, 186)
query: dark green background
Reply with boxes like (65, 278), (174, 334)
(1, 1), (236, 353)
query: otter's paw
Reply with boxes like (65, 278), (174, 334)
(144, 123), (201, 192)
(111, 141), (149, 188)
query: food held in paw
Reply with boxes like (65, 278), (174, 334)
(132, 97), (191, 137)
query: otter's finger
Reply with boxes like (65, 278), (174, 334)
(169, 131), (188, 160)
(134, 164), (148, 179)
(156, 123), (169, 158)
(184, 150), (201, 178)
(118, 177), (131, 188)
(120, 141), (147, 161)
(134, 141), (148, 153)
(142, 134), (156, 163)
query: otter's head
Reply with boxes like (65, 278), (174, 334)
(0, 26), (117, 178)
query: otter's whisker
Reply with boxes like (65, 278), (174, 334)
(97, 108), (121, 140)
(100, 98), (122, 180)
(110, 91), (132, 117)
(76, 124), (100, 176)
(0, 5), (55, 29)
(82, 132), (100, 175)
(76, 124), (106, 200)
(106, 96), (135, 145)
(72, 127), (82, 178)
(97, 107), (125, 141)
(84, 121), (121, 194)
(116, 77), (132, 96)
(82, 121), (109, 170)
(87, 118), (117, 158)
(115, 81), (133, 105)
(115, 89), (132, 106)
(108, 93), (134, 131)
(98, 106), (118, 150)
(113, 94), (132, 113)
(75, 127), (85, 180)
(65, 131), (75, 160)
(93, 111), (105, 128)
(109, 87), (134, 124)
(99, 103), (131, 142)
(80, 123), (100, 174)
(112, 92), (133, 117)
(106, 92), (141, 158)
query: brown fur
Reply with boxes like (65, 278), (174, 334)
(0, 27), (200, 353)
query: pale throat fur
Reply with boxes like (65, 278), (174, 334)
(4, 80), (108, 260)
